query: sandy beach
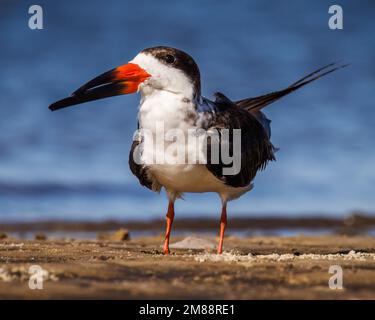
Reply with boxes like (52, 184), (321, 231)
(1, 232), (375, 299)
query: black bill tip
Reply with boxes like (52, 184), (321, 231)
(48, 82), (125, 111)
(49, 96), (82, 111)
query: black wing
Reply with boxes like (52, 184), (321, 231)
(128, 133), (154, 190)
(204, 93), (275, 188)
(236, 62), (349, 112)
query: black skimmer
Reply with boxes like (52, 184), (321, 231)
(49, 46), (347, 254)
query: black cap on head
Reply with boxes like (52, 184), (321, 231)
(142, 46), (201, 96)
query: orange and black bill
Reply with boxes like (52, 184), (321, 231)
(49, 63), (150, 111)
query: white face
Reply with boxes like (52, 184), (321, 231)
(130, 52), (194, 99)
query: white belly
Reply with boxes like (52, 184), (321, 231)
(149, 164), (222, 192)
(148, 163), (253, 201)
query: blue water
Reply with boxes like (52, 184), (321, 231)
(0, 0), (374, 222)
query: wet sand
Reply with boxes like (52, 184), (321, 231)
(1, 235), (375, 299)
(2, 213), (375, 233)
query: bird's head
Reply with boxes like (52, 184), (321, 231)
(49, 46), (201, 111)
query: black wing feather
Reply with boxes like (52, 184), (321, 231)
(205, 94), (275, 188)
(236, 62), (349, 112)
(128, 132), (153, 190)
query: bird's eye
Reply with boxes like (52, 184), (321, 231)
(164, 54), (175, 64)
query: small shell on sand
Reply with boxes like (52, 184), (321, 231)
(35, 233), (47, 240)
(97, 228), (130, 241)
(170, 236), (215, 250)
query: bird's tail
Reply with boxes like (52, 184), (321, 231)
(235, 62), (349, 112)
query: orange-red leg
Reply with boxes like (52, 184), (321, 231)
(217, 203), (227, 254)
(163, 201), (175, 255)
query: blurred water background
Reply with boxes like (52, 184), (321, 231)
(0, 0), (374, 222)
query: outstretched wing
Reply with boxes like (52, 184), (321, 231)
(236, 62), (349, 112)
